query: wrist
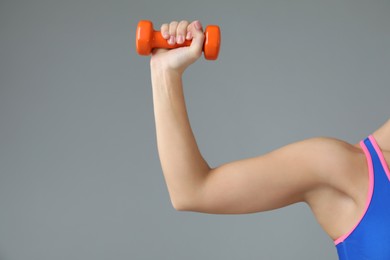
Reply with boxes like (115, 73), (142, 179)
(150, 58), (187, 78)
(151, 62), (182, 81)
(150, 63), (183, 93)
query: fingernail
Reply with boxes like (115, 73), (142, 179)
(186, 31), (192, 40)
(195, 20), (202, 30)
(169, 35), (175, 45)
(162, 32), (169, 39)
(177, 35), (183, 44)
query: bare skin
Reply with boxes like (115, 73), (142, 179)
(149, 19), (390, 242)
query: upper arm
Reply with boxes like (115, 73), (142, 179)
(183, 137), (351, 214)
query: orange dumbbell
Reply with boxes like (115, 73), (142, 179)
(136, 20), (221, 60)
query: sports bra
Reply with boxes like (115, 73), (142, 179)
(335, 134), (390, 259)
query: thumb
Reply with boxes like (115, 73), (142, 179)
(188, 20), (205, 58)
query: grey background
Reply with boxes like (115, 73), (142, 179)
(0, 0), (389, 259)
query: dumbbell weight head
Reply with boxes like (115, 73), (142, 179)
(203, 25), (220, 60)
(136, 20), (154, 56)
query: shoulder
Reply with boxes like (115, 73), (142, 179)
(267, 135), (361, 181)
(263, 136), (362, 201)
(298, 136), (368, 239)
(275, 136), (359, 172)
(278, 136), (366, 204)
(292, 136), (363, 198)
(298, 136), (360, 169)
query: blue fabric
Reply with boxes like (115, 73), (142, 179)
(336, 136), (390, 260)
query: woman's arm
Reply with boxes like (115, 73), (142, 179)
(150, 20), (354, 214)
(151, 63), (352, 213)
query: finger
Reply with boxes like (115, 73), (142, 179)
(168, 21), (179, 45)
(187, 20), (205, 58)
(176, 20), (189, 44)
(186, 20), (203, 40)
(160, 23), (169, 39)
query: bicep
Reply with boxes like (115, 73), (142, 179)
(188, 138), (334, 214)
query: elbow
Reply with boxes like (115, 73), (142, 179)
(170, 195), (197, 212)
(172, 202), (188, 211)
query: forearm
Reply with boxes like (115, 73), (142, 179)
(150, 66), (211, 209)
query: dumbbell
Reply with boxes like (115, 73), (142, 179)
(136, 20), (221, 60)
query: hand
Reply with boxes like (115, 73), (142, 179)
(150, 20), (205, 75)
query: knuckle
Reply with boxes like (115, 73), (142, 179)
(160, 24), (168, 36)
(169, 21), (178, 33)
(177, 20), (189, 34)
(178, 20), (189, 27)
